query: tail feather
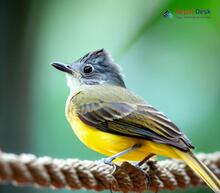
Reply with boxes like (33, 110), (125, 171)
(174, 149), (220, 193)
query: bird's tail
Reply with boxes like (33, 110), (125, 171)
(174, 149), (220, 193)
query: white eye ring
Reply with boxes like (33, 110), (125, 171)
(83, 64), (94, 74)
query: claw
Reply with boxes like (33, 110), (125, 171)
(132, 162), (151, 189)
(101, 158), (114, 165)
(96, 158), (115, 166)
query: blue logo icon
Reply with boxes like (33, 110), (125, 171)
(163, 10), (173, 18)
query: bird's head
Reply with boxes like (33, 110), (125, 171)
(51, 49), (125, 91)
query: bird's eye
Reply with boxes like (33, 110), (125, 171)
(83, 64), (94, 74)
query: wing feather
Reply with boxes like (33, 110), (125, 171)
(77, 101), (194, 151)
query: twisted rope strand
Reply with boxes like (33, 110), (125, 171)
(0, 151), (220, 192)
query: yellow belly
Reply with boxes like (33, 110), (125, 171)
(67, 113), (178, 162)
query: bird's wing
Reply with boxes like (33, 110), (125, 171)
(76, 100), (194, 151)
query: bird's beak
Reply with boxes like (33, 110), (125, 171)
(51, 62), (72, 75)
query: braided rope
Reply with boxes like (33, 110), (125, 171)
(0, 151), (220, 192)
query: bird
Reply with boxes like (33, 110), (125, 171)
(51, 48), (220, 193)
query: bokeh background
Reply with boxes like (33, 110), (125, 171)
(0, 0), (220, 193)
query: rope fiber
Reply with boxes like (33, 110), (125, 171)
(0, 151), (220, 192)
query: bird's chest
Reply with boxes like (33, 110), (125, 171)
(67, 111), (130, 153)
(65, 93), (154, 161)
(65, 101), (138, 158)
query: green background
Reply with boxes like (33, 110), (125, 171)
(0, 0), (220, 193)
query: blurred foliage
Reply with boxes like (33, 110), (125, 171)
(0, 0), (220, 193)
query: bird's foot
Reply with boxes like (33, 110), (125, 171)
(132, 162), (146, 171)
(95, 158), (118, 174)
(132, 162), (151, 189)
(101, 157), (115, 165)
(95, 157), (116, 166)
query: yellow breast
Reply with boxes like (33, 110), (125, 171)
(66, 110), (177, 161)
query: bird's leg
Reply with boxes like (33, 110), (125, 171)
(102, 144), (141, 165)
(137, 153), (156, 167)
